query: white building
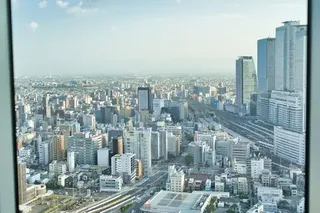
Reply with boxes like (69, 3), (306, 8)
(38, 141), (50, 166)
(215, 182), (225, 192)
(257, 187), (283, 203)
(58, 174), (69, 187)
(153, 99), (165, 117)
(251, 158), (264, 179)
(275, 21), (306, 92)
(97, 148), (110, 167)
(166, 165), (185, 192)
(167, 132), (178, 156)
(237, 177), (248, 194)
(269, 90), (304, 133)
(235, 163), (247, 175)
(99, 175), (123, 192)
(197, 133), (216, 150)
(82, 114), (96, 130)
(111, 153), (136, 183)
(187, 141), (210, 165)
(49, 161), (67, 176)
(297, 197), (305, 213)
(151, 131), (160, 160)
(67, 151), (75, 172)
(274, 126), (305, 166)
(125, 128), (152, 176)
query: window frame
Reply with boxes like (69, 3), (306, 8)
(0, 0), (19, 212)
(0, 0), (318, 212)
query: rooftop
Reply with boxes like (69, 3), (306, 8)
(141, 190), (229, 213)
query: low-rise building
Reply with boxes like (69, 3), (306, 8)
(99, 175), (123, 192)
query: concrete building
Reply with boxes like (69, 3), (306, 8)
(215, 182), (225, 192)
(236, 56), (258, 106)
(257, 187), (283, 203)
(269, 90), (305, 133)
(167, 132), (178, 156)
(274, 126), (305, 166)
(38, 140), (50, 166)
(67, 151), (75, 172)
(49, 161), (67, 176)
(99, 175), (123, 192)
(51, 133), (66, 161)
(68, 133), (103, 165)
(251, 158), (264, 179)
(237, 177), (248, 194)
(151, 131), (160, 160)
(187, 141), (210, 165)
(153, 99), (165, 117)
(111, 153), (136, 183)
(111, 136), (123, 155)
(197, 133), (216, 150)
(159, 130), (168, 160)
(166, 166), (185, 192)
(165, 125), (182, 155)
(297, 197), (305, 213)
(138, 87), (152, 113)
(82, 114), (96, 130)
(97, 148), (110, 167)
(18, 162), (27, 205)
(232, 141), (250, 164)
(125, 128), (152, 176)
(136, 159), (143, 178)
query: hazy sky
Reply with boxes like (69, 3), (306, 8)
(11, 0), (307, 76)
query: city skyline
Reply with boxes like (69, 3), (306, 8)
(12, 0), (307, 76)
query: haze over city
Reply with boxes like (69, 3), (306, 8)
(12, 0), (307, 76)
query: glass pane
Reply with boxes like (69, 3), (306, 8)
(11, 0), (307, 212)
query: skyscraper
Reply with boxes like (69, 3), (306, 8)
(257, 38), (276, 93)
(236, 56), (258, 106)
(112, 136), (123, 155)
(51, 133), (66, 161)
(138, 87), (152, 113)
(275, 21), (301, 91)
(17, 162), (27, 205)
(125, 128), (152, 176)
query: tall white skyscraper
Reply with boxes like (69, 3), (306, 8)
(275, 21), (306, 92)
(236, 56), (258, 106)
(125, 128), (152, 176)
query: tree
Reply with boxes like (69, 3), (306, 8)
(184, 154), (193, 166)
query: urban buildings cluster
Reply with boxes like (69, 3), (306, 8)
(14, 20), (306, 213)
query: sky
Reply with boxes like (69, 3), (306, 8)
(11, 0), (307, 76)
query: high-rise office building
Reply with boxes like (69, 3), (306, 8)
(83, 114), (96, 130)
(236, 56), (258, 106)
(274, 126), (305, 166)
(159, 130), (168, 160)
(111, 136), (123, 155)
(151, 132), (160, 160)
(257, 38), (276, 93)
(269, 90), (304, 133)
(138, 87), (152, 113)
(42, 94), (51, 118)
(275, 21), (304, 91)
(51, 133), (66, 161)
(125, 128), (152, 176)
(17, 162), (27, 205)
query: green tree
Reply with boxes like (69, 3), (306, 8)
(184, 154), (193, 166)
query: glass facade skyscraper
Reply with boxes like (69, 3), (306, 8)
(236, 56), (258, 106)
